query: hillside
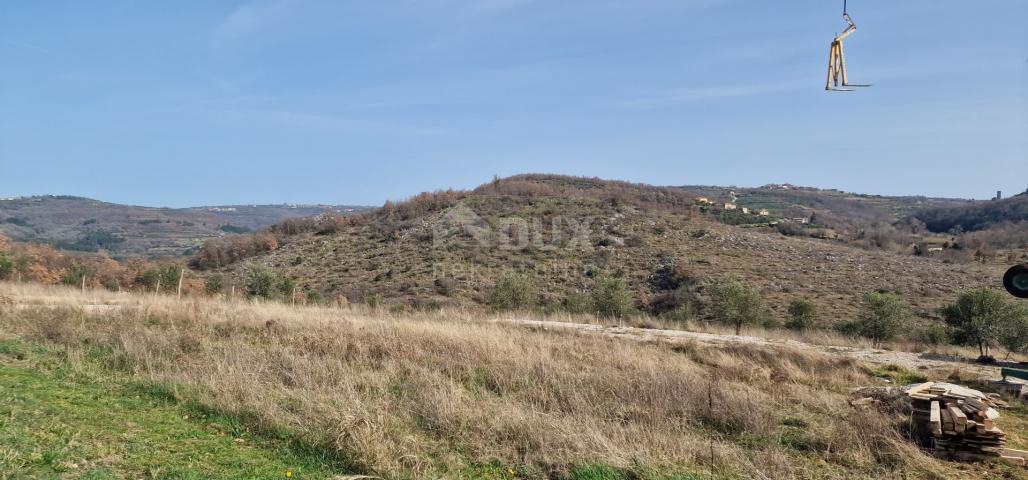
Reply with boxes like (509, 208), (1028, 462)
(912, 193), (1028, 233)
(0, 196), (369, 257)
(679, 184), (970, 230)
(208, 175), (1005, 324)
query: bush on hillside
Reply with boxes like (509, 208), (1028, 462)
(705, 280), (767, 335)
(943, 288), (1027, 357)
(246, 266), (294, 299)
(137, 264), (183, 292)
(190, 234), (280, 270)
(0, 252), (27, 280)
(489, 272), (535, 311)
(591, 276), (635, 318)
(205, 274), (224, 295)
(646, 257), (701, 316)
(852, 292), (908, 347)
(785, 299), (818, 331)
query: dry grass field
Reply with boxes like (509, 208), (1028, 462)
(2, 282), (1027, 479)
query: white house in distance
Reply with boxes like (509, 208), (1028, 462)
(758, 209), (770, 216)
(695, 197), (713, 205)
(741, 207), (751, 214)
(724, 203), (737, 210)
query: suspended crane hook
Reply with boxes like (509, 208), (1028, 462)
(826, 0), (871, 91)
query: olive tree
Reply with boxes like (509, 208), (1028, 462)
(855, 292), (907, 347)
(706, 280), (766, 335)
(943, 288), (1026, 358)
(785, 299), (818, 331)
(489, 271), (535, 311)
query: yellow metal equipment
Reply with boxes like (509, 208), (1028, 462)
(826, 1), (871, 91)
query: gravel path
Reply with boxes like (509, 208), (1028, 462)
(503, 318), (1007, 379)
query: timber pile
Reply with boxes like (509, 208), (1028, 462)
(903, 382), (1028, 466)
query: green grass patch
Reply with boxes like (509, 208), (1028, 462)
(874, 364), (929, 385)
(0, 346), (344, 479)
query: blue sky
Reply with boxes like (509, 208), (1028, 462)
(1, 0), (1026, 207)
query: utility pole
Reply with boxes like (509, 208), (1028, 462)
(81, 275), (86, 293)
(155, 278), (161, 296)
(177, 268), (184, 299)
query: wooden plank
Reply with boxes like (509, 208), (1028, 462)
(930, 401), (943, 437)
(941, 407), (954, 433)
(1001, 448), (1028, 460)
(907, 382), (935, 397)
(948, 405), (968, 434)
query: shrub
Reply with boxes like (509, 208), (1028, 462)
(278, 276), (296, 297)
(61, 265), (90, 286)
(705, 280), (766, 335)
(137, 264), (182, 292)
(591, 276), (635, 318)
(785, 299), (817, 331)
(912, 324), (951, 346)
(103, 279), (120, 292)
(943, 288), (1027, 357)
(647, 257), (695, 292)
(489, 272), (535, 311)
(854, 292), (908, 347)
(205, 274), (224, 295)
(648, 288), (696, 316)
(190, 234), (279, 270)
(660, 303), (697, 324)
(562, 292), (593, 314)
(246, 266), (280, 299)
(0, 253), (27, 280)
(434, 277), (456, 296)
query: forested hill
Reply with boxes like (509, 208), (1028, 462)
(912, 193), (1028, 233)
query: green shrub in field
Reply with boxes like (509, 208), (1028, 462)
(853, 292), (908, 347)
(489, 272), (535, 311)
(562, 292), (594, 314)
(246, 266), (288, 299)
(705, 280), (766, 335)
(912, 323), (951, 346)
(0, 253), (27, 280)
(204, 274), (224, 295)
(943, 288), (1028, 357)
(785, 299), (817, 331)
(660, 303), (696, 324)
(137, 264), (182, 292)
(61, 265), (90, 287)
(591, 276), (635, 318)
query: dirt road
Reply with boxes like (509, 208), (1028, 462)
(502, 318), (1008, 379)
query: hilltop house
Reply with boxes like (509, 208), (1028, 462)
(724, 203), (737, 210)
(741, 207), (751, 214)
(758, 209), (770, 216)
(695, 197), (713, 205)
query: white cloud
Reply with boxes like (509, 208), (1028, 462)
(214, 0), (298, 41)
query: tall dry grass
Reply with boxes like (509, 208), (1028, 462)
(0, 282), (949, 479)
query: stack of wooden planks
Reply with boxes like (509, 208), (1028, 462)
(905, 382), (1027, 465)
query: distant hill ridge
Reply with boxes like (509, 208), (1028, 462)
(196, 174), (1002, 322)
(912, 194), (1028, 233)
(0, 196), (370, 257)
